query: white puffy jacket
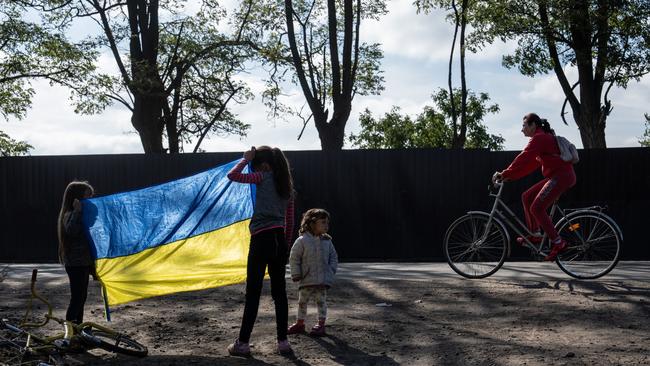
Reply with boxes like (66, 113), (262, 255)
(289, 232), (338, 288)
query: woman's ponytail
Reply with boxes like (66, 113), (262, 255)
(540, 118), (555, 135)
(527, 113), (555, 135)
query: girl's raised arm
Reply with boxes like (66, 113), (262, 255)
(227, 158), (263, 184)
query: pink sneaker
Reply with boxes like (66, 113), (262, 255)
(277, 339), (294, 356)
(227, 339), (250, 357)
(544, 239), (568, 261)
(309, 322), (326, 337)
(287, 322), (306, 335)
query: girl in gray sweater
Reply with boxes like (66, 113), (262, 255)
(227, 146), (296, 357)
(288, 208), (338, 336)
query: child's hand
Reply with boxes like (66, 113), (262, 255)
(292, 276), (301, 282)
(243, 147), (256, 161)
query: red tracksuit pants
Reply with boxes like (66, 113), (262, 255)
(522, 169), (576, 241)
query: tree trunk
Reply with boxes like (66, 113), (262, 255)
(315, 108), (349, 151)
(454, 0), (469, 149)
(165, 119), (179, 154)
(132, 93), (165, 153)
(568, 0), (607, 149)
(448, 0), (459, 146)
(577, 106), (607, 148)
(162, 85), (181, 154)
(316, 122), (346, 150)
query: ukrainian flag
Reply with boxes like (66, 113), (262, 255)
(81, 160), (253, 307)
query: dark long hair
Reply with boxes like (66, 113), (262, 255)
(525, 113), (555, 135)
(57, 181), (93, 264)
(252, 146), (293, 199)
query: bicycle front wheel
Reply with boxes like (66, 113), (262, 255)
(80, 327), (148, 357)
(0, 333), (28, 365)
(444, 213), (508, 278)
(555, 212), (621, 279)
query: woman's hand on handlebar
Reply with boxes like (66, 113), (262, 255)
(492, 172), (510, 186)
(492, 172), (503, 184)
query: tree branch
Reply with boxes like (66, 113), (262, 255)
(192, 87), (240, 153)
(284, 0), (321, 117)
(327, 0), (341, 101)
(341, 0), (353, 98)
(91, 0), (132, 87)
(449, 0), (459, 142)
(350, 0), (361, 93)
(537, 0), (580, 113)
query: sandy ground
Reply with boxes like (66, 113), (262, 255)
(1, 264), (649, 366)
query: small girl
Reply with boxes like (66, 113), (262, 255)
(57, 181), (95, 324)
(287, 208), (338, 337)
(226, 146), (295, 357)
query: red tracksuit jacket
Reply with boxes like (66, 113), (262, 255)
(501, 130), (574, 181)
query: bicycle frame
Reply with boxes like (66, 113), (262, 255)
(2, 269), (148, 361)
(481, 182), (569, 258)
(8, 269), (77, 351)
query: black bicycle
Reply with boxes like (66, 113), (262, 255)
(443, 181), (622, 279)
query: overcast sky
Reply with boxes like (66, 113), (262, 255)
(4, 2), (649, 155)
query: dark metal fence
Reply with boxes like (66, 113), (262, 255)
(1, 148), (648, 262)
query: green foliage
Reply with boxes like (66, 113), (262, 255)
(640, 113), (650, 147)
(152, 13), (253, 150)
(468, 1), (650, 88)
(0, 1), (96, 120)
(349, 107), (451, 149)
(441, 0), (650, 148)
(349, 88), (504, 150)
(35, 0), (254, 152)
(242, 0), (386, 120)
(0, 130), (32, 156)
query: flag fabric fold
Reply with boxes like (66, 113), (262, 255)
(82, 160), (253, 306)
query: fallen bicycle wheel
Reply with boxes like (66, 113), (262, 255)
(80, 327), (148, 357)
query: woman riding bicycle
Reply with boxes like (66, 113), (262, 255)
(492, 113), (576, 261)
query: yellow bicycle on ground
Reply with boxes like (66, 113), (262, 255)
(0, 269), (147, 365)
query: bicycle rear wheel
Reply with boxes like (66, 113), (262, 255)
(0, 337), (29, 366)
(80, 327), (148, 357)
(444, 213), (508, 278)
(0, 324), (44, 365)
(555, 212), (621, 279)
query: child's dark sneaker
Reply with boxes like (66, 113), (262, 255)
(309, 323), (326, 337)
(277, 339), (294, 356)
(287, 322), (306, 334)
(227, 339), (251, 357)
(544, 239), (568, 261)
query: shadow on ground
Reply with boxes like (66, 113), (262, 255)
(2, 266), (649, 365)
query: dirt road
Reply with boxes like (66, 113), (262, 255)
(1, 263), (649, 365)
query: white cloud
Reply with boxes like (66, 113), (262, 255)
(363, 2), (516, 63)
(363, 3), (452, 62)
(519, 66), (578, 103)
(3, 80), (141, 155)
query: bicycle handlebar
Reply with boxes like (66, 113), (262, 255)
(21, 268), (53, 329)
